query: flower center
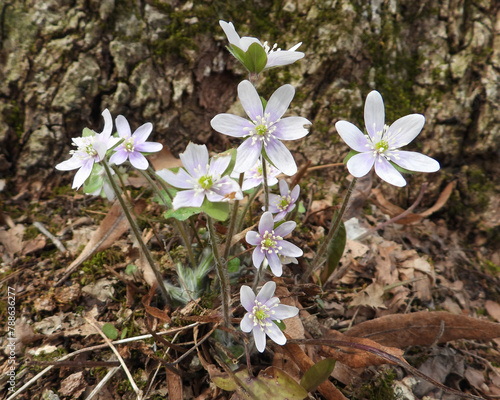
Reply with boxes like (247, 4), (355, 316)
(250, 301), (273, 330)
(71, 136), (99, 159)
(255, 124), (267, 136)
(260, 230), (283, 254)
(124, 137), (135, 152)
(375, 140), (389, 153)
(198, 175), (213, 190)
(248, 114), (277, 146)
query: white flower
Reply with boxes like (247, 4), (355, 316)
(240, 281), (299, 353)
(335, 90), (440, 187)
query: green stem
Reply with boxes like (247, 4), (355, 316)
(236, 185), (261, 232)
(101, 159), (170, 300)
(207, 216), (230, 328)
(139, 169), (197, 268)
(261, 157), (269, 212)
(251, 264), (263, 293)
(223, 173), (243, 260)
(301, 177), (358, 283)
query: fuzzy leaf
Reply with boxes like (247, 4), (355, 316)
(202, 200), (229, 221)
(102, 323), (118, 340)
(164, 207), (201, 221)
(243, 42), (268, 74)
(300, 358), (336, 393)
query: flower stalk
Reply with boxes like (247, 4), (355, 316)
(101, 159), (170, 300)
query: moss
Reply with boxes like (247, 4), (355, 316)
(352, 369), (397, 400)
(76, 248), (125, 285)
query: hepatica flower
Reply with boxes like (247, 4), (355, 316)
(266, 180), (300, 222)
(55, 109), (119, 189)
(335, 90), (440, 187)
(219, 20), (304, 73)
(240, 281), (299, 353)
(246, 211), (302, 277)
(157, 143), (243, 210)
(234, 158), (281, 191)
(211, 80), (311, 176)
(109, 115), (163, 170)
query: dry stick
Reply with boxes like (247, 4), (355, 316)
(84, 366), (121, 400)
(261, 157), (270, 211)
(301, 177), (358, 283)
(6, 323), (201, 400)
(353, 183), (428, 241)
(102, 159), (169, 300)
(139, 168), (196, 267)
(207, 216), (230, 327)
(85, 316), (143, 400)
(33, 221), (67, 252)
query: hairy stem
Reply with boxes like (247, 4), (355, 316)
(102, 159), (169, 300)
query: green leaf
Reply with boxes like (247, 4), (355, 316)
(164, 207), (201, 221)
(202, 200), (229, 221)
(228, 45), (247, 66)
(125, 264), (138, 275)
(320, 216), (346, 283)
(242, 42), (268, 74)
(343, 149), (359, 164)
(300, 358), (336, 393)
(120, 327), (128, 340)
(102, 323), (118, 340)
(153, 189), (175, 207)
(227, 257), (240, 273)
(211, 366), (308, 399)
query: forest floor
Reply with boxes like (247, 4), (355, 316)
(1, 154), (500, 400)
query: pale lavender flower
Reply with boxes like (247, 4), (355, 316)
(55, 109), (119, 189)
(156, 143), (243, 209)
(109, 115), (162, 170)
(233, 159), (281, 191)
(335, 90), (440, 187)
(266, 180), (300, 222)
(211, 80), (311, 176)
(245, 211), (302, 277)
(240, 281), (299, 353)
(219, 20), (304, 70)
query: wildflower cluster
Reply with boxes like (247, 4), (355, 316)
(55, 19), (440, 357)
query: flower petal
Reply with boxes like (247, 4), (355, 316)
(265, 322), (286, 345)
(72, 159), (94, 189)
(256, 281), (276, 303)
(266, 50), (304, 68)
(240, 285), (255, 311)
(346, 152), (376, 178)
(211, 114), (254, 138)
(209, 154), (231, 176)
(374, 156), (407, 187)
(132, 122), (153, 143)
(180, 143), (209, 178)
(238, 80), (263, 122)
(392, 151), (440, 172)
(278, 240), (303, 257)
(335, 121), (370, 152)
(290, 184), (300, 200)
(156, 168), (194, 189)
(266, 251), (283, 276)
(55, 156), (84, 171)
(258, 211), (275, 234)
(272, 304), (299, 320)
(206, 178), (243, 202)
(252, 247), (265, 269)
(278, 179), (289, 196)
(252, 326), (267, 352)
(172, 189), (205, 209)
(129, 151), (149, 170)
(101, 109), (113, 138)
(234, 139), (262, 173)
(219, 20), (240, 46)
(246, 231), (261, 246)
(274, 221), (296, 237)
(240, 314), (254, 332)
(364, 90), (385, 139)
(387, 114), (425, 148)
(265, 139), (297, 176)
(265, 84), (294, 122)
(273, 117), (311, 140)
(116, 115), (132, 138)
(135, 141), (163, 153)
(109, 149), (129, 166)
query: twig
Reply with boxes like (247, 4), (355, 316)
(33, 221), (67, 252)
(84, 316), (143, 400)
(84, 366), (121, 400)
(353, 183), (428, 241)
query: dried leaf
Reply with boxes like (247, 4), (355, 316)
(344, 311), (500, 347)
(0, 224), (24, 258)
(371, 181), (455, 224)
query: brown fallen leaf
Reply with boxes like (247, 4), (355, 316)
(344, 311), (500, 348)
(55, 198), (147, 285)
(0, 224), (24, 258)
(371, 181), (455, 224)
